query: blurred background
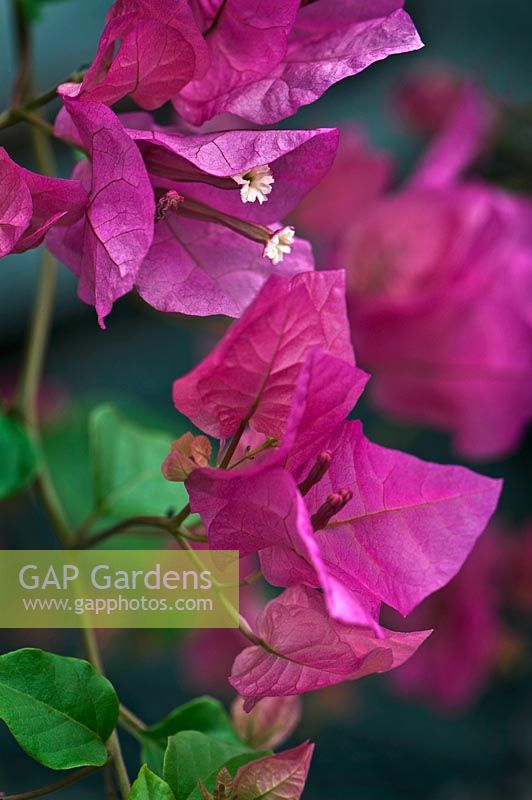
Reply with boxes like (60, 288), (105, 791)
(1, 0), (532, 797)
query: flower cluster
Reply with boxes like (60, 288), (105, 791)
(166, 270), (501, 709)
(294, 81), (532, 460)
(45, 96), (337, 324)
(0, 0), (422, 330)
(61, 0), (422, 125)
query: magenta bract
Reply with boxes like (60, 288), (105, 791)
(173, 271), (354, 439)
(48, 101), (339, 322)
(128, 123), (337, 316)
(59, 0), (209, 110)
(230, 586), (431, 707)
(297, 86), (532, 459)
(170, 270), (501, 643)
(46, 99), (155, 328)
(0, 148), (87, 258)
(176, 0), (423, 125)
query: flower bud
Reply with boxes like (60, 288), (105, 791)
(162, 432), (212, 482)
(231, 695), (302, 750)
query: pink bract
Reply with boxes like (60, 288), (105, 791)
(297, 85), (532, 459)
(172, 271), (501, 631)
(390, 530), (503, 710)
(59, 0), (208, 110)
(172, 271), (354, 439)
(46, 98), (155, 328)
(230, 586), (431, 708)
(176, 0), (423, 125)
(0, 148), (87, 258)
(59, 1), (422, 127)
(49, 101), (338, 322)
(128, 123), (337, 316)
(231, 695), (302, 751)
(232, 741), (314, 800)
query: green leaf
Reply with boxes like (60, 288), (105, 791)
(131, 765), (176, 799)
(89, 405), (190, 520)
(43, 402), (194, 534)
(163, 732), (252, 800)
(42, 411), (93, 526)
(0, 648), (119, 769)
(0, 413), (39, 499)
(185, 752), (271, 800)
(141, 739), (166, 777)
(145, 697), (241, 746)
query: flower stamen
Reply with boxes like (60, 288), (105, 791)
(155, 190), (184, 221)
(232, 164), (274, 204)
(263, 226), (295, 265)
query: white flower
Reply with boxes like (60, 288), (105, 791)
(233, 164), (274, 204)
(263, 226), (295, 265)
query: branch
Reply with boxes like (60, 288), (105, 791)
(2, 765), (104, 800)
(218, 419), (247, 468)
(80, 629), (131, 798)
(11, 0), (32, 107)
(118, 704), (148, 742)
(0, 70), (85, 131)
(73, 515), (207, 549)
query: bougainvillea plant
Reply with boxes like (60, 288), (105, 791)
(0, 1), (505, 798)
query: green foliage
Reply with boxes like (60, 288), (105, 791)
(145, 697), (242, 746)
(89, 404), (189, 520)
(0, 412), (38, 500)
(141, 739), (166, 778)
(163, 731), (255, 800)
(131, 765), (176, 800)
(42, 410), (92, 525)
(42, 403), (192, 534)
(0, 648), (119, 769)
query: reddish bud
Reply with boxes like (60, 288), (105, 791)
(162, 432), (212, 482)
(298, 450), (332, 496)
(311, 487), (353, 531)
(231, 694), (302, 750)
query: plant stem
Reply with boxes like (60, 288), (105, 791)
(74, 516), (174, 548)
(104, 766), (118, 800)
(3, 766), (104, 800)
(11, 0), (32, 107)
(11, 120), (75, 547)
(171, 502), (191, 529)
(73, 515), (208, 549)
(240, 568), (262, 587)
(81, 628), (131, 797)
(0, 70), (85, 130)
(15, 249), (57, 430)
(106, 733), (131, 799)
(175, 533), (263, 645)
(118, 704), (148, 741)
(119, 704), (148, 732)
(15, 108), (55, 138)
(219, 419), (247, 469)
